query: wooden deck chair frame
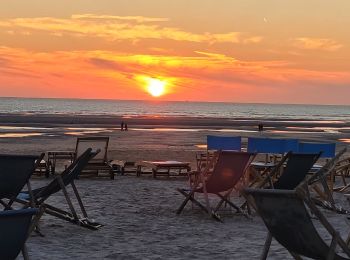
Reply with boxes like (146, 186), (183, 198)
(75, 136), (114, 179)
(177, 151), (256, 221)
(332, 156), (350, 193)
(16, 148), (102, 230)
(245, 187), (350, 260)
(307, 148), (348, 213)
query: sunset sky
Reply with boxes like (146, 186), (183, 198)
(0, 0), (349, 104)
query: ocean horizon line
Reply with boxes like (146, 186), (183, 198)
(0, 96), (349, 108)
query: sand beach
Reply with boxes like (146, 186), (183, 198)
(0, 113), (349, 259)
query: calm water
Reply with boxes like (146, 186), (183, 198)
(0, 97), (349, 121)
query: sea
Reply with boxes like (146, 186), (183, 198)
(0, 97), (349, 122)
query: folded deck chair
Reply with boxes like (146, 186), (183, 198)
(16, 148), (102, 230)
(244, 188), (350, 260)
(177, 151), (256, 220)
(0, 153), (44, 210)
(0, 208), (39, 260)
(75, 136), (114, 179)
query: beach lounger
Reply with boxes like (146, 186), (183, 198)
(0, 208), (39, 260)
(0, 153), (44, 210)
(75, 136), (114, 179)
(177, 151), (255, 220)
(16, 148), (102, 230)
(244, 188), (350, 259)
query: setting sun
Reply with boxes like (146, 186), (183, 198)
(146, 78), (167, 97)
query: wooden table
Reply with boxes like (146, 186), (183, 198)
(110, 160), (137, 175)
(47, 151), (75, 175)
(136, 160), (191, 178)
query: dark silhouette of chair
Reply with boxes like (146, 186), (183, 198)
(177, 151), (256, 220)
(251, 152), (321, 190)
(75, 136), (114, 179)
(244, 188), (350, 259)
(0, 208), (39, 260)
(0, 153), (44, 210)
(17, 148), (102, 230)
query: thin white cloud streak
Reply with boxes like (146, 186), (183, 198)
(0, 14), (262, 44)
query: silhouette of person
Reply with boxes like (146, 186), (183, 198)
(121, 121), (124, 131)
(258, 123), (264, 132)
(124, 123), (128, 131)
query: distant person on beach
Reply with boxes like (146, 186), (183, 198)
(124, 123), (128, 131)
(121, 121), (124, 131)
(258, 123), (264, 133)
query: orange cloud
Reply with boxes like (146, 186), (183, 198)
(292, 37), (343, 51)
(0, 14), (262, 44)
(0, 46), (349, 104)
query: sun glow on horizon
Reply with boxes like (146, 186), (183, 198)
(144, 77), (167, 97)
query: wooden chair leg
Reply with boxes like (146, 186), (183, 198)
(326, 234), (337, 260)
(176, 189), (195, 214)
(260, 232), (272, 260)
(57, 176), (79, 221)
(71, 181), (88, 218)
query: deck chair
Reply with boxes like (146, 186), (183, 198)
(177, 151), (256, 221)
(250, 152), (321, 190)
(16, 148), (102, 230)
(299, 142), (336, 174)
(196, 135), (242, 172)
(243, 152), (320, 213)
(332, 156), (350, 192)
(75, 136), (114, 179)
(307, 148), (348, 213)
(0, 153), (44, 210)
(244, 188), (350, 260)
(0, 208), (39, 260)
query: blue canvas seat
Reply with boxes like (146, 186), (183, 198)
(247, 137), (299, 154)
(298, 142), (336, 158)
(0, 208), (38, 260)
(0, 154), (44, 210)
(207, 135), (242, 151)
